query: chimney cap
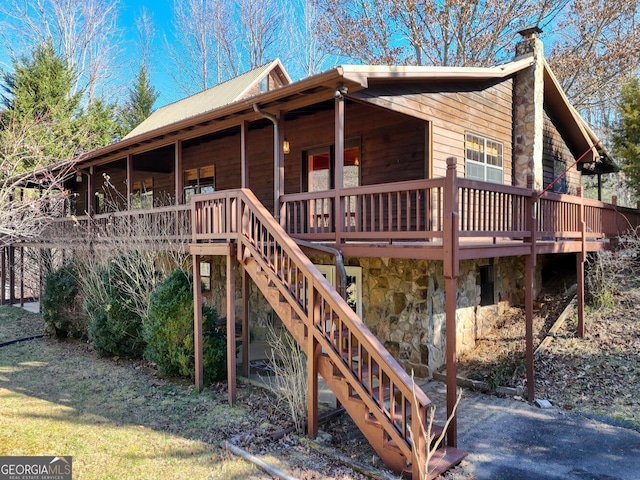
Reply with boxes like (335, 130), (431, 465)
(518, 26), (543, 38)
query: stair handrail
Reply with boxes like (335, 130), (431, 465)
(215, 188), (431, 459)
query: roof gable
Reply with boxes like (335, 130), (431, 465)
(123, 59), (290, 140)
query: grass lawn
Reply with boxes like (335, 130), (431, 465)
(0, 306), (269, 479)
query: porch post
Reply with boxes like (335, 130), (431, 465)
(334, 94), (345, 244)
(193, 253), (204, 392)
(443, 157), (459, 447)
(227, 244), (237, 405)
(525, 189), (538, 402)
(241, 120), (249, 189)
(307, 286), (320, 438)
(126, 153), (133, 210)
(241, 269), (250, 377)
(174, 140), (183, 205)
(277, 113), (286, 225)
(87, 166), (94, 216)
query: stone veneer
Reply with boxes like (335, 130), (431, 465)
(350, 256), (541, 378)
(201, 254), (542, 379)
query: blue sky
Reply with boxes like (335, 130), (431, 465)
(0, 0), (203, 108)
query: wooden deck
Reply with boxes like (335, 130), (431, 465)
(31, 164), (640, 260)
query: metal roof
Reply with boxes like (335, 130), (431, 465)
(123, 59), (290, 140)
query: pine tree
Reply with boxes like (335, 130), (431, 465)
(119, 66), (159, 134)
(613, 78), (640, 197)
(1, 40), (81, 122)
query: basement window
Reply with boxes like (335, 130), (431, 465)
(479, 265), (495, 306)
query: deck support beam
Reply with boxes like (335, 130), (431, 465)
(226, 244), (237, 405)
(8, 246), (15, 305)
(576, 253), (585, 338)
(443, 157), (459, 448)
(525, 189), (538, 402)
(193, 253), (204, 392)
(241, 269), (250, 377)
(19, 247), (24, 307)
(307, 288), (320, 439)
(577, 186), (586, 338)
(525, 254), (535, 402)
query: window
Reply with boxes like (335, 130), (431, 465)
(315, 265), (362, 318)
(184, 166), (215, 203)
(132, 178), (153, 209)
(479, 265), (495, 306)
(465, 133), (503, 183)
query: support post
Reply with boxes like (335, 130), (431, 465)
(525, 188), (538, 402)
(334, 94), (345, 244)
(227, 244), (237, 405)
(175, 140), (183, 205)
(307, 287), (320, 438)
(241, 269), (250, 377)
(241, 120), (249, 189)
(443, 157), (459, 448)
(193, 254), (204, 392)
(87, 166), (94, 216)
(9, 246), (15, 305)
(1, 247), (5, 305)
(126, 153), (133, 210)
(19, 247), (24, 307)
(525, 254), (535, 402)
(577, 186), (586, 338)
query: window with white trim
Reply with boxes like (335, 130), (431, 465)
(465, 133), (503, 183)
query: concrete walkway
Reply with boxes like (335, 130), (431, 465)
(422, 382), (640, 480)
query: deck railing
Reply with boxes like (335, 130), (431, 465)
(40, 204), (192, 246)
(35, 171), (640, 248)
(281, 171), (640, 244)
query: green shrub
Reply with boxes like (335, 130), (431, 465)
(42, 261), (87, 339)
(86, 258), (145, 358)
(144, 269), (226, 383)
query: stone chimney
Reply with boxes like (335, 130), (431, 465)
(513, 27), (544, 190)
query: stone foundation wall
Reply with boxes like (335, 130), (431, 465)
(201, 254), (542, 378)
(347, 256), (541, 378)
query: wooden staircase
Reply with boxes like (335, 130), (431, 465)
(192, 189), (466, 478)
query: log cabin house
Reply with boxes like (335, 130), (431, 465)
(3, 29), (639, 477)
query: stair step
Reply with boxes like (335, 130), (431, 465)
(382, 424), (445, 450)
(402, 446), (467, 479)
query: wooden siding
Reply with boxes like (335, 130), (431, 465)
(283, 102), (427, 194)
(182, 131), (243, 193)
(352, 79), (513, 183)
(543, 110), (580, 194)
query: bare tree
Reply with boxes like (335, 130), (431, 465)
(0, 0), (122, 103)
(286, 0), (338, 77)
(167, 0), (235, 94)
(135, 7), (156, 73)
(237, 0), (283, 69)
(547, 0), (640, 112)
(313, 0), (565, 66)
(0, 115), (73, 247)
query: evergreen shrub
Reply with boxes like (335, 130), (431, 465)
(144, 269), (225, 383)
(42, 261), (87, 339)
(86, 258), (145, 358)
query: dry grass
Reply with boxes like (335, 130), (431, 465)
(0, 305), (371, 479)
